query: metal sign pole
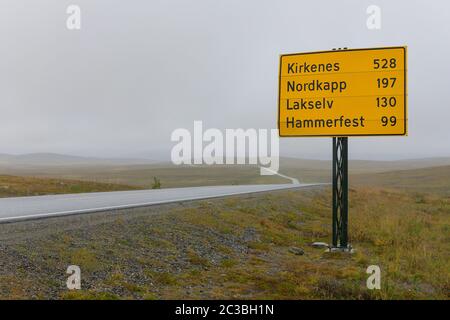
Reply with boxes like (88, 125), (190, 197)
(332, 137), (349, 250)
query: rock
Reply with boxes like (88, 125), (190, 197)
(242, 227), (258, 242)
(288, 247), (304, 255)
(311, 242), (329, 249)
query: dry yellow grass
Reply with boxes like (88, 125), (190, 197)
(0, 184), (447, 299)
(1, 164), (287, 188)
(0, 164), (448, 299)
(0, 175), (141, 198)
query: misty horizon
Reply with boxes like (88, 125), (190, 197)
(1, 151), (450, 163)
(1, 1), (450, 160)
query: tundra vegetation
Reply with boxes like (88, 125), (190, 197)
(0, 175), (140, 198)
(0, 165), (447, 299)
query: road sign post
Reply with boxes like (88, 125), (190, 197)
(277, 46), (407, 251)
(332, 136), (349, 250)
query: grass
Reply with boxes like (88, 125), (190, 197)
(351, 165), (450, 196)
(0, 164), (448, 299)
(0, 182), (447, 299)
(0, 175), (141, 198)
(3, 158), (448, 188)
(1, 164), (287, 188)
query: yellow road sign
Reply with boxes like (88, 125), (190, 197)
(278, 46), (407, 137)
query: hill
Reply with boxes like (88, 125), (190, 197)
(0, 153), (156, 167)
(351, 165), (450, 195)
(1, 153), (449, 188)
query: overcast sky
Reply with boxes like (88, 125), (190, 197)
(0, 0), (449, 160)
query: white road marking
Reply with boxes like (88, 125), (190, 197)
(259, 167), (300, 184)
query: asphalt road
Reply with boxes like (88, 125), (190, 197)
(0, 183), (323, 223)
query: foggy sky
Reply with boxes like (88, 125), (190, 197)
(1, 0), (449, 160)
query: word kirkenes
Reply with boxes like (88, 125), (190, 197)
(287, 80), (347, 93)
(287, 62), (340, 74)
(285, 115), (365, 128)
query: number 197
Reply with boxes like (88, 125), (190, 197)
(377, 77), (396, 88)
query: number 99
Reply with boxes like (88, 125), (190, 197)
(381, 116), (397, 126)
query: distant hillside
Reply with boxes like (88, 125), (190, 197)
(350, 165), (450, 195)
(277, 157), (450, 183)
(1, 153), (448, 172)
(280, 156), (450, 171)
(0, 153), (156, 167)
(0, 175), (142, 198)
(0, 153), (449, 188)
